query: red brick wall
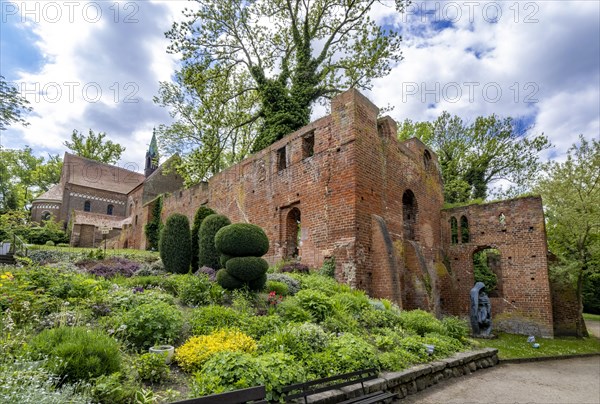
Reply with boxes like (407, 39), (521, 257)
(441, 197), (554, 337)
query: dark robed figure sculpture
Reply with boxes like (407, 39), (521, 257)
(470, 282), (492, 336)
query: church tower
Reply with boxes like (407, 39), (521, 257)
(145, 130), (159, 177)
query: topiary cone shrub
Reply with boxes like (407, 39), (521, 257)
(159, 213), (192, 274)
(191, 206), (215, 271)
(198, 214), (231, 269)
(215, 223), (270, 291)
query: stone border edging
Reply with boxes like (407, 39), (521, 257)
(499, 351), (600, 364)
(298, 348), (499, 403)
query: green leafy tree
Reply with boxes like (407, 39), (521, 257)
(158, 0), (408, 184)
(0, 146), (62, 212)
(0, 75), (32, 131)
(535, 136), (600, 337)
(64, 129), (125, 164)
(398, 112), (552, 203)
(159, 213), (192, 274)
(191, 206), (216, 270)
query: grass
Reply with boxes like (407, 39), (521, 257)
(27, 244), (159, 259)
(474, 332), (600, 360)
(583, 313), (600, 321)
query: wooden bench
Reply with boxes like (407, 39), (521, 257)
(170, 385), (267, 404)
(281, 368), (398, 404)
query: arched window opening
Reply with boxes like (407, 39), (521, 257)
(84, 201), (91, 212)
(41, 211), (51, 221)
(402, 190), (417, 241)
(286, 207), (301, 258)
(460, 215), (470, 243)
(473, 247), (502, 298)
(107, 204), (114, 215)
(423, 150), (432, 170)
(450, 217), (458, 244)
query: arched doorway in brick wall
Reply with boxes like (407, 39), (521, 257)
(472, 246), (503, 298)
(286, 207), (301, 259)
(402, 190), (417, 240)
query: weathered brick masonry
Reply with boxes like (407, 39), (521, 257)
(36, 89), (577, 336)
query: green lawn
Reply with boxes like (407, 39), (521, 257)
(583, 313), (600, 322)
(474, 333), (600, 360)
(27, 244), (159, 259)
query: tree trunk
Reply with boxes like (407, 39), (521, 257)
(576, 269), (586, 338)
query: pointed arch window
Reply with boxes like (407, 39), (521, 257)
(460, 215), (470, 243)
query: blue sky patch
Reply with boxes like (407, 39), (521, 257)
(0, 20), (45, 79)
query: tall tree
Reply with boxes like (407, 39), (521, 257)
(535, 136), (600, 337)
(0, 147), (62, 212)
(64, 129), (125, 164)
(398, 112), (552, 203)
(0, 76), (32, 131)
(158, 0), (407, 184)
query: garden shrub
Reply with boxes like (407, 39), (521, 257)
(191, 206), (216, 271)
(331, 291), (370, 315)
(173, 273), (212, 307)
(358, 307), (403, 330)
(191, 351), (305, 403)
(45, 240), (55, 246)
(321, 310), (359, 334)
(144, 196), (163, 251)
(225, 257), (269, 282)
(57, 242), (70, 248)
(422, 333), (464, 358)
(88, 257), (140, 278)
(441, 316), (469, 342)
(0, 357), (93, 403)
(276, 297), (313, 323)
(90, 372), (140, 404)
(159, 213), (192, 274)
(267, 273), (301, 295)
(247, 272), (267, 291)
(134, 352), (170, 383)
(216, 268), (244, 290)
(280, 262), (310, 274)
(215, 223), (270, 257)
(215, 223), (270, 291)
(198, 214), (231, 269)
(120, 301), (183, 350)
(295, 289), (333, 322)
(318, 257), (336, 277)
(189, 305), (247, 335)
(266, 280), (289, 296)
(377, 349), (419, 371)
(196, 266), (216, 281)
(307, 333), (377, 378)
(292, 273), (340, 294)
(29, 326), (121, 382)
(396, 335), (430, 361)
(175, 329), (257, 372)
(259, 323), (329, 360)
(220, 254), (232, 268)
(238, 315), (283, 340)
(398, 309), (445, 336)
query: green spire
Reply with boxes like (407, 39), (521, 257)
(149, 129), (158, 157)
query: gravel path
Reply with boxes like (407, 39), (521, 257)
(397, 356), (600, 404)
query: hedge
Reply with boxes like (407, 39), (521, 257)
(225, 257), (269, 282)
(159, 213), (192, 274)
(199, 214), (231, 269)
(215, 223), (269, 257)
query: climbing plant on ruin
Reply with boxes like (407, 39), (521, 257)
(398, 112), (552, 203)
(156, 0), (408, 184)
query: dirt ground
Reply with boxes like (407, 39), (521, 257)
(397, 356), (600, 404)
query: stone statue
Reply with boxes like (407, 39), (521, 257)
(470, 282), (492, 336)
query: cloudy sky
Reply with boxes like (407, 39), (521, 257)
(1, 0), (598, 171)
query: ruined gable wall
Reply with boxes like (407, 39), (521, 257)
(159, 91), (363, 269)
(352, 105), (445, 310)
(441, 196), (553, 337)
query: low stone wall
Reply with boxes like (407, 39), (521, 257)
(300, 348), (499, 403)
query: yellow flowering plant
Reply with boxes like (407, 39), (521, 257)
(175, 329), (257, 373)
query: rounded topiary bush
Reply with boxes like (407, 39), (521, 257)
(198, 214), (231, 269)
(29, 326), (121, 382)
(220, 254), (232, 268)
(159, 213), (192, 274)
(248, 273), (267, 291)
(215, 223), (269, 257)
(216, 268), (244, 290)
(225, 257), (269, 282)
(191, 206), (215, 271)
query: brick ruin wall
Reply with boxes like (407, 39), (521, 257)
(441, 197), (554, 337)
(121, 89), (561, 336)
